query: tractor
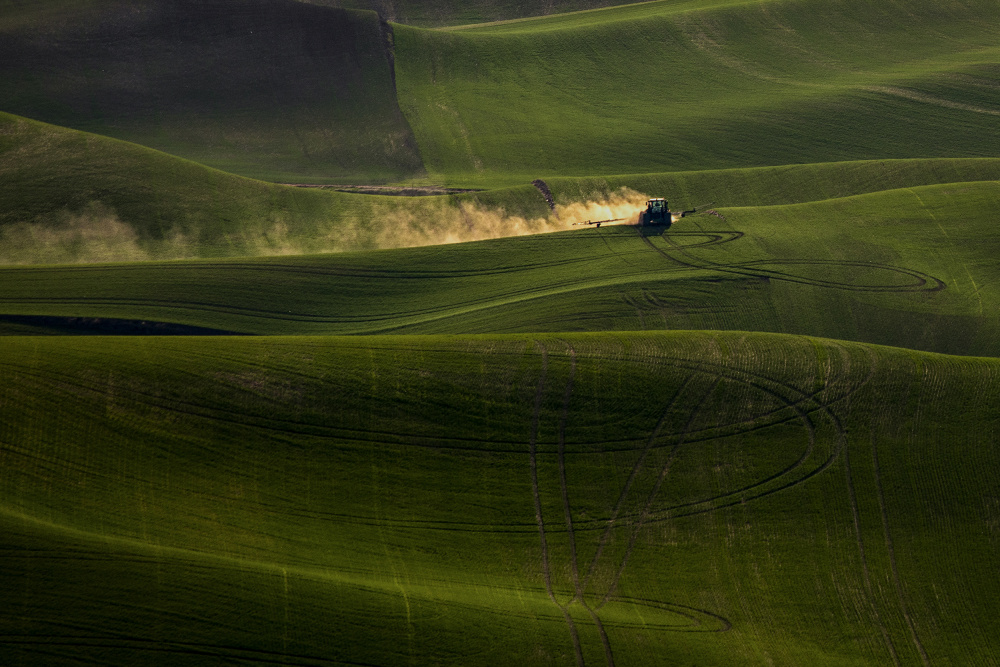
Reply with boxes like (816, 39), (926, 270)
(574, 198), (703, 228)
(637, 198), (697, 227)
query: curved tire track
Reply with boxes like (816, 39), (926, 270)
(528, 342), (585, 666)
(596, 378), (722, 611)
(638, 226), (947, 294)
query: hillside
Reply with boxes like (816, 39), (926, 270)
(1, 332), (998, 665)
(0, 110), (570, 263)
(0, 0), (422, 182)
(302, 0), (642, 27)
(2, 179), (999, 357)
(3, 0), (1000, 664)
(7, 109), (1000, 265)
(7, 0), (1000, 187)
(394, 0), (1000, 184)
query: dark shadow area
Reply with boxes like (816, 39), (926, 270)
(0, 314), (247, 336)
(0, 0), (424, 182)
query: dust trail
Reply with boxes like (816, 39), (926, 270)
(0, 202), (150, 264)
(334, 186), (649, 252)
(0, 188), (651, 264)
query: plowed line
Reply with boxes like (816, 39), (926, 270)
(0, 637), (353, 666)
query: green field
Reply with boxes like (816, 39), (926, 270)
(2, 0), (1000, 664)
(395, 0), (1000, 185)
(0, 0), (423, 183)
(309, 0), (645, 27)
(2, 179), (998, 358)
(2, 333), (999, 665)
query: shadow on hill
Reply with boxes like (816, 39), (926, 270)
(0, 314), (246, 336)
(0, 0), (424, 182)
(310, 0), (642, 27)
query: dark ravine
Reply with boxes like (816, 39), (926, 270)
(0, 315), (247, 336)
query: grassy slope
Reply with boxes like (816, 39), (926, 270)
(4, 1), (1000, 664)
(394, 0), (1000, 186)
(1, 332), (998, 665)
(0, 0), (423, 182)
(0, 111), (559, 262)
(301, 0), (644, 27)
(10, 108), (1000, 265)
(542, 158), (1000, 208)
(3, 179), (998, 357)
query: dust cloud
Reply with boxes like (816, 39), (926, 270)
(0, 188), (650, 264)
(0, 202), (151, 265)
(323, 186), (650, 252)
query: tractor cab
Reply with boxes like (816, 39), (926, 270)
(638, 198), (671, 227)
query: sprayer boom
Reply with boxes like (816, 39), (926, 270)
(573, 218), (627, 227)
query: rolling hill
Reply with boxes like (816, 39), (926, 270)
(2, 179), (999, 358)
(1, 332), (998, 665)
(5, 107), (1000, 265)
(6, 0), (1000, 187)
(3, 0), (1000, 665)
(395, 0), (1000, 184)
(0, 0), (422, 182)
(302, 0), (644, 27)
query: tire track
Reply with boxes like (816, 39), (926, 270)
(576, 347), (854, 646)
(0, 349), (857, 539)
(553, 344), (617, 666)
(613, 353), (858, 523)
(0, 344), (868, 538)
(844, 429), (900, 665)
(638, 225), (946, 294)
(595, 226), (640, 266)
(728, 259), (946, 293)
(0, 272), (605, 324)
(665, 231), (745, 248)
(17, 339), (847, 450)
(0, 263), (696, 332)
(580, 376), (694, 597)
(0, 254), (594, 280)
(601, 597), (732, 632)
(872, 428), (931, 666)
(597, 378), (722, 610)
(776, 341), (907, 665)
(558, 347), (582, 604)
(528, 342), (584, 667)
